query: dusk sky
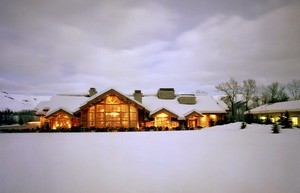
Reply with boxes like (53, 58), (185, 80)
(0, 0), (299, 96)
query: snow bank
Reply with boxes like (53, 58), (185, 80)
(0, 123), (299, 193)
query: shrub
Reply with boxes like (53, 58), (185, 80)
(265, 116), (272, 125)
(272, 124), (280, 134)
(209, 119), (215, 127)
(244, 113), (254, 124)
(241, 122), (247, 129)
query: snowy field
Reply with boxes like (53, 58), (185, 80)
(0, 123), (299, 193)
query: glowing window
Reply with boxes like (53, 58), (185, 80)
(260, 116), (266, 120)
(53, 112), (71, 129)
(88, 95), (138, 128)
(155, 113), (171, 128)
(106, 96), (121, 104)
(88, 106), (95, 127)
(210, 114), (217, 120)
(292, 117), (298, 126)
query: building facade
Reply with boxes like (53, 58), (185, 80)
(247, 100), (300, 126)
(36, 88), (228, 130)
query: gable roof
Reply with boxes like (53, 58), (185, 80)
(35, 88), (228, 120)
(149, 107), (179, 118)
(137, 94), (227, 120)
(36, 95), (88, 117)
(80, 88), (145, 110)
(184, 110), (203, 118)
(35, 101), (50, 115)
(249, 100), (300, 114)
(45, 108), (74, 118)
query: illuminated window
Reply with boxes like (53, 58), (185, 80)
(199, 115), (207, 127)
(187, 115), (198, 128)
(88, 95), (138, 128)
(53, 112), (71, 129)
(154, 112), (178, 128)
(292, 117), (298, 126)
(88, 106), (95, 127)
(260, 116), (266, 121)
(171, 121), (179, 128)
(210, 114), (217, 120)
(106, 96), (120, 104)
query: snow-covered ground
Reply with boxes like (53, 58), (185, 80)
(0, 123), (299, 193)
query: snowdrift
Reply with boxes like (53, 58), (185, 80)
(0, 123), (299, 193)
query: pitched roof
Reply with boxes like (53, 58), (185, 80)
(36, 95), (88, 117)
(249, 100), (300, 114)
(35, 88), (228, 119)
(80, 88), (145, 110)
(138, 94), (227, 120)
(35, 101), (50, 115)
(149, 107), (179, 118)
(45, 108), (74, 118)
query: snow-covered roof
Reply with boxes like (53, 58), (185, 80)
(35, 88), (228, 119)
(42, 95), (88, 117)
(138, 94), (227, 120)
(35, 101), (50, 115)
(249, 100), (300, 114)
(81, 88), (144, 109)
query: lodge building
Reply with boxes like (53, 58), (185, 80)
(247, 100), (300, 126)
(35, 88), (228, 130)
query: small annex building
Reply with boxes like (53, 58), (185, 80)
(247, 100), (300, 126)
(35, 88), (228, 130)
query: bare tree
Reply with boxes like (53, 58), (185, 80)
(215, 78), (240, 122)
(265, 82), (289, 103)
(286, 79), (300, 100)
(257, 85), (269, 105)
(241, 79), (257, 111)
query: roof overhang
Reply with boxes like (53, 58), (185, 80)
(80, 88), (149, 112)
(150, 107), (179, 118)
(184, 110), (203, 118)
(45, 108), (74, 118)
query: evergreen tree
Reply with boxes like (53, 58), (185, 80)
(272, 123), (280, 134)
(279, 111), (293, 129)
(18, 117), (24, 125)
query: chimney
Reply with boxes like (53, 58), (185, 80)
(133, 90), (143, 103)
(157, 88), (175, 99)
(89, 87), (97, 97)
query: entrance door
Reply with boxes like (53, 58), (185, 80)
(188, 119), (197, 128)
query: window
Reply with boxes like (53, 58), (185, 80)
(210, 114), (217, 120)
(88, 106), (95, 127)
(187, 115), (198, 128)
(88, 95), (138, 128)
(292, 117), (298, 126)
(53, 112), (71, 129)
(155, 113), (169, 127)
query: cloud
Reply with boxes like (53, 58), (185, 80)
(166, 1), (300, 85)
(0, 0), (299, 95)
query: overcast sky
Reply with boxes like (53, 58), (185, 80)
(0, 0), (299, 96)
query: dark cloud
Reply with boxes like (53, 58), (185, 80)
(0, 0), (299, 95)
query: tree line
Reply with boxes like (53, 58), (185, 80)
(215, 78), (300, 122)
(0, 109), (37, 125)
